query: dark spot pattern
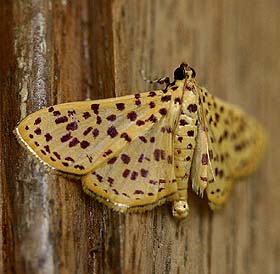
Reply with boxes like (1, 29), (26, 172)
(187, 104), (198, 112)
(148, 91), (156, 97)
(187, 130), (194, 137)
(123, 169), (130, 178)
(65, 156), (74, 162)
(34, 128), (41, 135)
(48, 106), (54, 112)
(159, 108), (167, 115)
(131, 171), (138, 180)
(69, 137), (79, 147)
(53, 111), (61, 116)
(138, 154), (144, 163)
(107, 126), (118, 138)
(44, 145), (50, 153)
(55, 116), (68, 124)
(120, 132), (131, 142)
(161, 95), (171, 102)
(45, 133), (52, 142)
(202, 154), (208, 165)
(34, 117), (41, 125)
(66, 121), (78, 131)
(116, 103), (125, 111)
(140, 169), (148, 177)
(92, 128), (99, 138)
(91, 104), (99, 114)
(127, 111), (137, 121)
(96, 116), (102, 124)
(121, 154), (131, 164)
(106, 114), (116, 121)
(80, 140), (90, 149)
(149, 101), (155, 108)
(139, 136), (147, 143)
(61, 132), (72, 142)
(134, 190), (144, 194)
(150, 137), (155, 143)
(136, 120), (145, 126)
(53, 152), (61, 160)
(83, 112), (91, 119)
(108, 157), (117, 164)
(83, 127), (92, 136)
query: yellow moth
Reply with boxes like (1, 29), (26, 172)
(15, 63), (265, 219)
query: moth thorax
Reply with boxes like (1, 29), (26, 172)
(172, 200), (189, 219)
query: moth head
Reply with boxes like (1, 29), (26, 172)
(172, 200), (189, 219)
(174, 63), (196, 81)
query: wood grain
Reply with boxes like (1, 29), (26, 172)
(1, 1), (279, 273)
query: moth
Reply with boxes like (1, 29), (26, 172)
(15, 63), (265, 219)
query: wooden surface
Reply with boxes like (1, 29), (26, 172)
(1, 1), (279, 273)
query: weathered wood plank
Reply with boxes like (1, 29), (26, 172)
(1, 1), (279, 274)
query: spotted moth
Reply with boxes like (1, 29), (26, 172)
(15, 63), (265, 219)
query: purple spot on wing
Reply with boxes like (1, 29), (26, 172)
(120, 132), (131, 142)
(65, 156), (74, 162)
(80, 140), (90, 149)
(108, 157), (117, 164)
(92, 128), (99, 137)
(139, 136), (147, 143)
(167, 155), (173, 164)
(130, 171), (138, 180)
(66, 121), (78, 131)
(107, 126), (118, 138)
(187, 130), (194, 137)
(29, 134), (34, 139)
(122, 169), (130, 178)
(175, 97), (181, 104)
(34, 117), (41, 125)
(69, 137), (79, 147)
(187, 104), (198, 112)
(201, 154), (209, 165)
(108, 177), (114, 185)
(138, 154), (144, 163)
(149, 101), (155, 108)
(61, 132), (72, 142)
(154, 149), (160, 161)
(96, 174), (103, 182)
(136, 120), (145, 126)
(34, 141), (39, 147)
(135, 93), (141, 99)
(106, 114), (116, 121)
(91, 104), (99, 114)
(134, 190), (144, 194)
(48, 106), (54, 112)
(127, 111), (137, 121)
(135, 99), (141, 106)
(34, 128), (41, 135)
(44, 145), (50, 153)
(180, 119), (188, 126)
(53, 111), (61, 116)
(55, 116), (68, 124)
(53, 152), (61, 160)
(161, 95), (171, 102)
(45, 133), (52, 142)
(83, 112), (91, 119)
(150, 137), (155, 143)
(116, 103), (125, 110)
(41, 149), (46, 155)
(161, 150), (166, 160)
(96, 116), (102, 124)
(83, 127), (92, 136)
(140, 169), (148, 177)
(159, 108), (167, 115)
(121, 154), (130, 164)
(112, 189), (119, 195)
(68, 110), (76, 116)
(103, 149), (112, 156)
(147, 114), (157, 123)
(62, 162), (69, 167)
(149, 180), (157, 185)
(74, 165), (85, 170)
(148, 91), (156, 97)
(25, 125), (29, 130)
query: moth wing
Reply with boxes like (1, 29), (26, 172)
(15, 89), (180, 176)
(197, 87), (265, 206)
(82, 98), (180, 211)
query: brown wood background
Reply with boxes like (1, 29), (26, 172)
(1, 1), (279, 273)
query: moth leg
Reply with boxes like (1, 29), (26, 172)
(206, 180), (233, 210)
(141, 70), (171, 91)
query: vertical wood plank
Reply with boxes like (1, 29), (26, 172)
(1, 1), (279, 274)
